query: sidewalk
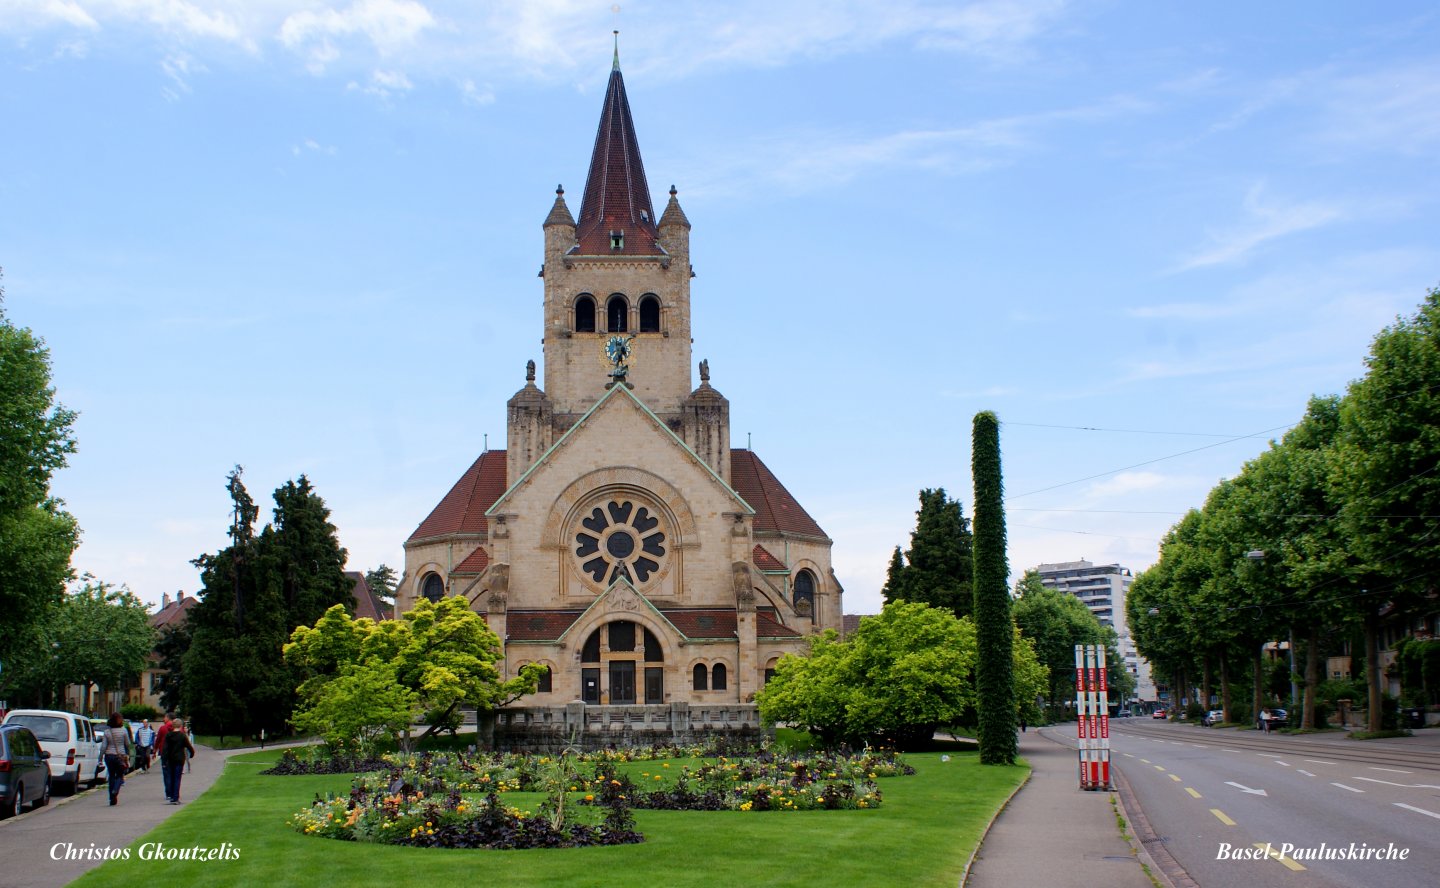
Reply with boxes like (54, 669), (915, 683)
(965, 727), (1156, 888)
(0, 743), (244, 888)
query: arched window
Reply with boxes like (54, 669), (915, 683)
(581, 630), (601, 663)
(692, 664), (708, 691)
(607, 294), (628, 332)
(794, 569), (816, 614)
(574, 294), (596, 332)
(644, 628), (663, 662)
(536, 665), (553, 693)
(639, 294), (660, 333)
(711, 663), (727, 691)
(420, 573), (445, 603)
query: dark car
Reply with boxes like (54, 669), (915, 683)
(0, 724), (52, 818)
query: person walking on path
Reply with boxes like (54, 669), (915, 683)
(134, 719), (156, 772)
(160, 721), (195, 804)
(154, 711), (176, 801)
(101, 712), (132, 806)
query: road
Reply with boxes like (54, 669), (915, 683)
(1110, 720), (1440, 887)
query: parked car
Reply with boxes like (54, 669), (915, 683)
(1202, 709), (1225, 727)
(1, 709), (100, 795)
(1151, 709), (1167, 719)
(0, 724), (52, 817)
(1257, 708), (1289, 731)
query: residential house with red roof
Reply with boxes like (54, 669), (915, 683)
(399, 49), (841, 711)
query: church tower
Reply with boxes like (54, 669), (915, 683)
(539, 47), (695, 435)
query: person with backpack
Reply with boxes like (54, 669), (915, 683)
(160, 721), (196, 804)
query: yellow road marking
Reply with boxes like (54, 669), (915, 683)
(1211, 808), (1236, 826)
(1255, 843), (1307, 872)
(1185, 787), (1202, 798)
(1140, 759), (1152, 764)
(1169, 774), (1181, 782)
(1154, 765), (1166, 772)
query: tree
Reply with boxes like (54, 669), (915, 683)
(972, 411), (1015, 764)
(152, 620), (192, 714)
(0, 279), (80, 678)
(183, 468), (354, 738)
(1334, 288), (1440, 732)
(1014, 571), (1119, 711)
(756, 600), (1043, 750)
(364, 564), (400, 602)
(285, 597), (543, 751)
(2, 577), (153, 711)
(883, 488), (974, 618)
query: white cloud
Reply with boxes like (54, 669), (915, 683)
(459, 77), (493, 106)
(1321, 61), (1440, 156)
(1177, 182), (1343, 271)
(347, 66), (412, 98)
(292, 137), (337, 156)
(1085, 471), (1171, 499)
(159, 51), (204, 100)
(279, 0), (436, 72)
(3, 0), (99, 29)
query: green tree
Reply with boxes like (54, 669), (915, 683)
(0, 279), (80, 678)
(286, 598), (543, 750)
(1014, 571), (1117, 711)
(883, 488), (974, 618)
(364, 564), (400, 602)
(183, 468), (354, 738)
(1334, 288), (1440, 732)
(152, 620), (192, 714)
(972, 411), (1015, 764)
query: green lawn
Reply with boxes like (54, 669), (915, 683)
(74, 747), (1027, 888)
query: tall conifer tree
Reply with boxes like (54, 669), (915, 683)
(884, 488), (974, 618)
(972, 411), (1016, 764)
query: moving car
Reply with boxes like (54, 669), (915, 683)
(0, 724), (52, 817)
(1, 709), (100, 795)
(1151, 709), (1167, 719)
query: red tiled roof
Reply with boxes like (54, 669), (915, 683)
(661, 608), (802, 640)
(574, 62), (663, 256)
(149, 594), (196, 630)
(409, 450), (507, 542)
(507, 610), (585, 642)
(452, 546), (491, 575)
(730, 450), (828, 539)
(345, 571), (392, 621)
(753, 545), (787, 572)
(757, 610), (801, 639)
(842, 614), (866, 638)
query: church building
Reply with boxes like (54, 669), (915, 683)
(396, 49), (842, 713)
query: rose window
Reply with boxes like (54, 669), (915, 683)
(574, 500), (667, 585)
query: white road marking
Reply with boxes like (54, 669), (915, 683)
(1305, 759), (1336, 765)
(1223, 749), (1241, 754)
(1395, 803), (1440, 820)
(1191, 744), (1207, 748)
(1353, 776), (1440, 790)
(1122, 753), (1134, 758)
(1225, 781), (1268, 796)
(1256, 753), (1282, 758)
(1297, 770), (1316, 777)
(1370, 767), (1412, 774)
(1331, 783), (1364, 793)
(1274, 761), (1290, 767)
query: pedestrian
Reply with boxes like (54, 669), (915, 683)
(154, 711), (176, 801)
(160, 721), (196, 805)
(101, 712), (132, 806)
(135, 719), (156, 772)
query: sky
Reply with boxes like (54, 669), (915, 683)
(2, 1), (1438, 618)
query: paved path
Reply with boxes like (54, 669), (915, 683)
(966, 727), (1157, 888)
(0, 744), (249, 888)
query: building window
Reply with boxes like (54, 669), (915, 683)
(645, 667), (664, 703)
(606, 295), (628, 332)
(639, 294), (660, 333)
(609, 620), (636, 652)
(711, 663), (727, 691)
(793, 569), (816, 613)
(609, 230), (624, 251)
(693, 664), (708, 691)
(573, 498), (667, 585)
(574, 294), (596, 332)
(536, 665), (553, 693)
(644, 628), (662, 662)
(581, 630), (601, 663)
(420, 573), (445, 603)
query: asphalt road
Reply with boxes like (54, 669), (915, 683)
(1110, 720), (1440, 887)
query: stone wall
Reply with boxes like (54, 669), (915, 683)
(483, 702), (768, 753)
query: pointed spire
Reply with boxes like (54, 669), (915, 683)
(659, 184), (690, 231)
(576, 45), (662, 255)
(544, 184), (575, 228)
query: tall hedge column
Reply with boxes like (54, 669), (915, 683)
(972, 411), (1016, 765)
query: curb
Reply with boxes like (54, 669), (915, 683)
(958, 762), (1033, 887)
(1112, 765), (1197, 888)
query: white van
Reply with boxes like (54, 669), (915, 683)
(1, 710), (101, 795)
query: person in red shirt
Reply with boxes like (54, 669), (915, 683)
(154, 712), (176, 801)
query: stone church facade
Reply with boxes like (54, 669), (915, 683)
(397, 53), (841, 724)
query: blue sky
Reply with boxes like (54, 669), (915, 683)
(2, 1), (1437, 616)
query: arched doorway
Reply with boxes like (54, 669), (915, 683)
(579, 620), (665, 704)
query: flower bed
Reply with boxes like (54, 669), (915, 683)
(287, 746), (914, 849)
